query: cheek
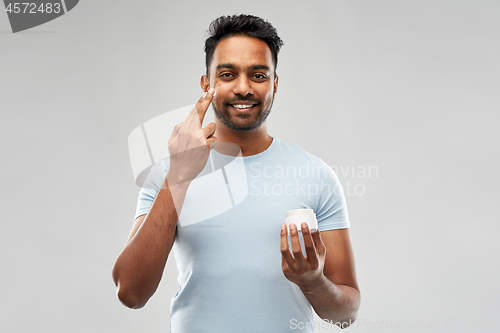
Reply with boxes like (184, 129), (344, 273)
(213, 83), (229, 97)
(262, 87), (274, 101)
(212, 89), (228, 109)
(263, 81), (275, 96)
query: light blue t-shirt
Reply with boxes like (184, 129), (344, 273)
(135, 138), (350, 332)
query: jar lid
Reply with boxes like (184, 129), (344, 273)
(286, 208), (314, 217)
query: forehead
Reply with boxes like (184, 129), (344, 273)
(211, 35), (274, 72)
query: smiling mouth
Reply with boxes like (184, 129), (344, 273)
(231, 104), (255, 109)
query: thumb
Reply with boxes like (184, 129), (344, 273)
(203, 122), (217, 139)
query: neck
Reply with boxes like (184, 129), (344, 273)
(213, 121), (273, 157)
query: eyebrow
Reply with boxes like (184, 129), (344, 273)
(215, 63), (271, 72)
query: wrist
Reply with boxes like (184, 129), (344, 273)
(166, 171), (193, 187)
(299, 274), (332, 296)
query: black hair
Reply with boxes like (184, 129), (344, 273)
(204, 14), (284, 76)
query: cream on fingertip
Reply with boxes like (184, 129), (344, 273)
(208, 87), (216, 97)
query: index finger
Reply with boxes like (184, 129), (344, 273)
(194, 88), (216, 125)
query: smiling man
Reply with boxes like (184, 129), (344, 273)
(112, 14), (360, 332)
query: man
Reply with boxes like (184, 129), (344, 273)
(112, 14), (360, 332)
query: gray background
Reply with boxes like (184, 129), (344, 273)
(1, 1), (499, 332)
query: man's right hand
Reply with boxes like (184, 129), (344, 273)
(167, 88), (217, 185)
(112, 88), (217, 309)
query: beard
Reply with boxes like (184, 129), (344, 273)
(212, 93), (275, 132)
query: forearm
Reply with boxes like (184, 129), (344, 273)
(112, 178), (189, 308)
(300, 274), (360, 327)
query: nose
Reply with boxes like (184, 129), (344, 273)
(232, 75), (253, 96)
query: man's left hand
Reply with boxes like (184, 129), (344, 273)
(280, 222), (326, 291)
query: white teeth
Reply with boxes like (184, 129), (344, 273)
(232, 104), (254, 109)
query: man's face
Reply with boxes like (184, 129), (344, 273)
(205, 35), (278, 132)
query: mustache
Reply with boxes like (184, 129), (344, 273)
(223, 97), (260, 105)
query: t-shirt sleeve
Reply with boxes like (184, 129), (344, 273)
(314, 159), (350, 231)
(134, 160), (168, 220)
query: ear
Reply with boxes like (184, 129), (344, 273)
(201, 75), (210, 93)
(274, 74), (279, 95)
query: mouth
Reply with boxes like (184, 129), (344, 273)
(227, 102), (259, 112)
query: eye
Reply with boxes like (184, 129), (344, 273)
(253, 74), (267, 80)
(219, 72), (234, 79)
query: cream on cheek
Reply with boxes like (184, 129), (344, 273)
(210, 82), (219, 102)
(209, 82), (225, 112)
(208, 78), (217, 96)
